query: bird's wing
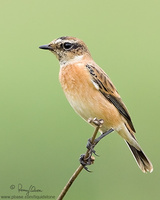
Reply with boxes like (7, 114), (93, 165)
(86, 64), (135, 133)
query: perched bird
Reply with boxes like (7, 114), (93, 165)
(39, 36), (153, 173)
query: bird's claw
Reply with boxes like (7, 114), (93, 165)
(86, 138), (99, 156)
(79, 136), (99, 172)
(79, 154), (95, 172)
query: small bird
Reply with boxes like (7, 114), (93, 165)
(39, 36), (153, 173)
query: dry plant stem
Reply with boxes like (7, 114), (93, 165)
(57, 118), (103, 200)
(57, 165), (83, 200)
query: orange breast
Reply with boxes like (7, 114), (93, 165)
(59, 63), (122, 132)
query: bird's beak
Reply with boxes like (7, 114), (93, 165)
(39, 44), (53, 50)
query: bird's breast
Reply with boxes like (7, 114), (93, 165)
(59, 63), (93, 119)
(59, 63), (122, 131)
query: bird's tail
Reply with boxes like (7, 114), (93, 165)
(125, 141), (153, 173)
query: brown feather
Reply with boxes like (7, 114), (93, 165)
(86, 64), (135, 132)
(126, 141), (153, 173)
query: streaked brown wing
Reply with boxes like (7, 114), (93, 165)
(86, 64), (135, 132)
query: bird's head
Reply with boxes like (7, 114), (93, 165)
(39, 36), (91, 65)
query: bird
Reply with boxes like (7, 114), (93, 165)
(39, 36), (153, 173)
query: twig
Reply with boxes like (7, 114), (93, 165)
(57, 118), (104, 200)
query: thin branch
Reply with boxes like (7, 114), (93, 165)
(57, 165), (83, 200)
(57, 118), (103, 200)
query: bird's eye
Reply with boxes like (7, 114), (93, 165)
(63, 42), (72, 50)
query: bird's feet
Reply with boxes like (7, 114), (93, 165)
(79, 117), (114, 172)
(79, 118), (103, 171)
(79, 154), (95, 172)
(79, 138), (99, 172)
(86, 138), (98, 156)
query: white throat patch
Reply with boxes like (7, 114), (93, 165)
(60, 55), (84, 68)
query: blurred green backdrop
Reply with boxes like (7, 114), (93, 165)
(0, 0), (160, 199)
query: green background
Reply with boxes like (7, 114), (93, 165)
(0, 0), (160, 199)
